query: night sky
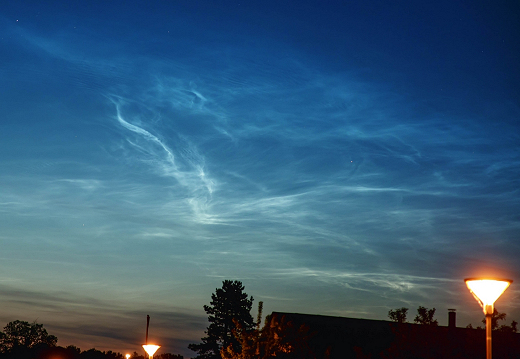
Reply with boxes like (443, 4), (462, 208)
(1, 1), (519, 357)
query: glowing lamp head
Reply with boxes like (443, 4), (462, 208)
(465, 278), (512, 315)
(142, 344), (160, 357)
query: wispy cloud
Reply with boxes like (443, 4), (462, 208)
(108, 97), (216, 223)
(1, 3), (520, 354)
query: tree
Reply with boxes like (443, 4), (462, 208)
(479, 308), (518, 332)
(506, 320), (518, 333)
(189, 280), (254, 359)
(67, 345), (82, 356)
(221, 302), (320, 359)
(0, 320), (58, 353)
(482, 308), (507, 330)
(130, 351), (145, 359)
(156, 354), (184, 359)
(414, 306), (438, 326)
(387, 308), (408, 323)
(79, 348), (112, 359)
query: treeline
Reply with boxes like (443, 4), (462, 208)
(376, 306), (520, 359)
(0, 320), (183, 359)
(190, 280), (520, 359)
(388, 305), (518, 332)
(130, 353), (183, 359)
(4, 281), (519, 359)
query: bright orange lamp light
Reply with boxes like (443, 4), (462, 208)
(142, 344), (160, 359)
(465, 278), (512, 359)
(465, 278), (511, 314)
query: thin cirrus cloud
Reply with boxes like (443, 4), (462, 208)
(1, 4), (519, 357)
(110, 97), (216, 224)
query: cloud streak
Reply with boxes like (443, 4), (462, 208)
(109, 96), (217, 223)
(1, 1), (519, 356)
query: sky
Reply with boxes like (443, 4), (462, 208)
(1, 0), (519, 357)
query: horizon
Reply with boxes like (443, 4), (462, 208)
(1, 1), (519, 358)
(0, 304), (515, 357)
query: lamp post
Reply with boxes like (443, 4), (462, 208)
(465, 278), (512, 359)
(142, 344), (160, 359)
(142, 314), (160, 359)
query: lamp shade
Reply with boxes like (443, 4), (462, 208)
(142, 344), (160, 357)
(465, 278), (512, 309)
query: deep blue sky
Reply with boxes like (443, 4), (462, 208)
(1, 0), (519, 357)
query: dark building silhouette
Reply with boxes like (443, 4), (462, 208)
(272, 311), (520, 359)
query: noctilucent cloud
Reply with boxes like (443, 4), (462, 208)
(1, 1), (519, 357)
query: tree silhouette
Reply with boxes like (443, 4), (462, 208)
(477, 308), (518, 332)
(66, 345), (81, 357)
(130, 351), (145, 359)
(506, 320), (518, 333)
(189, 280), (254, 359)
(156, 353), (183, 359)
(221, 303), (319, 359)
(414, 306), (438, 326)
(387, 308), (408, 323)
(0, 320), (57, 354)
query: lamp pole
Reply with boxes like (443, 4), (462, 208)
(465, 278), (512, 359)
(142, 315), (160, 359)
(486, 310), (492, 359)
(146, 315), (150, 344)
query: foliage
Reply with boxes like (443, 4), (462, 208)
(189, 280), (254, 359)
(79, 348), (118, 359)
(388, 307), (438, 326)
(413, 306), (438, 326)
(387, 308), (408, 323)
(383, 307), (520, 359)
(129, 351), (183, 359)
(0, 320), (185, 359)
(465, 323), (481, 329)
(480, 308), (518, 332)
(67, 345), (82, 356)
(505, 320), (518, 333)
(482, 308), (507, 330)
(130, 351), (145, 359)
(156, 354), (184, 359)
(221, 303), (320, 359)
(0, 320), (57, 353)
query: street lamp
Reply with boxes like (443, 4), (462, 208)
(142, 344), (160, 359)
(465, 278), (513, 359)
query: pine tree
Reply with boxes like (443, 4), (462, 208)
(189, 280), (254, 359)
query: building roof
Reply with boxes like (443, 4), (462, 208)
(271, 312), (520, 359)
